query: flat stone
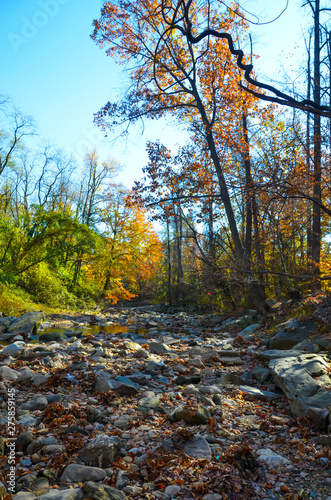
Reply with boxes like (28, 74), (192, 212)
(183, 434), (212, 460)
(17, 415), (37, 427)
(164, 485), (181, 496)
(1, 342), (25, 357)
(239, 385), (277, 401)
(145, 359), (166, 371)
(202, 495), (223, 500)
(199, 385), (222, 395)
(12, 493), (37, 500)
(268, 354), (331, 415)
(148, 342), (169, 354)
(60, 464), (106, 483)
(0, 365), (20, 381)
(22, 395), (48, 411)
(32, 373), (49, 386)
(36, 489), (83, 499)
(256, 448), (291, 466)
(256, 349), (305, 362)
(269, 320), (317, 350)
(39, 332), (62, 342)
(174, 375), (201, 385)
(237, 323), (260, 338)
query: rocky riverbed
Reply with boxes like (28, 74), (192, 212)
(0, 305), (331, 500)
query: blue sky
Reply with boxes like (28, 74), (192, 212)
(0, 0), (305, 188)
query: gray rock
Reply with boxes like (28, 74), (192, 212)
(145, 359), (166, 372)
(169, 405), (211, 424)
(47, 394), (62, 404)
(164, 485), (181, 496)
(87, 407), (104, 423)
(17, 415), (37, 427)
(113, 376), (139, 396)
(81, 434), (121, 467)
(221, 315), (255, 329)
(269, 353), (331, 416)
(8, 312), (45, 332)
(115, 470), (129, 489)
(269, 320), (317, 350)
(256, 349), (305, 362)
(12, 493), (37, 500)
(182, 385), (200, 396)
(114, 415), (132, 430)
(60, 463), (106, 483)
(174, 375), (201, 385)
(31, 477), (50, 492)
(202, 495), (223, 500)
(81, 481), (126, 500)
(17, 367), (34, 382)
(148, 342), (169, 354)
(183, 434), (212, 460)
(1, 342), (25, 357)
(0, 365), (20, 381)
(94, 371), (113, 393)
(252, 366), (271, 383)
(239, 385), (277, 401)
(22, 395), (48, 411)
(37, 489), (83, 500)
(199, 385), (222, 395)
(16, 431), (34, 452)
(123, 341), (141, 351)
(137, 392), (161, 412)
(0, 316), (12, 333)
(39, 332), (62, 342)
(306, 407), (329, 429)
(256, 448), (291, 466)
(32, 373), (49, 386)
(237, 323), (260, 338)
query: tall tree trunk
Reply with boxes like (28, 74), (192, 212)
(242, 112), (253, 261)
(306, 32), (313, 274)
(166, 219), (172, 305)
(194, 86), (269, 313)
(311, 0), (322, 291)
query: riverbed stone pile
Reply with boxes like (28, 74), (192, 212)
(0, 306), (330, 499)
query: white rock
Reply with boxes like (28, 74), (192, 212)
(256, 448), (291, 466)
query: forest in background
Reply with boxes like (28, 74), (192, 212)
(1, 0), (331, 315)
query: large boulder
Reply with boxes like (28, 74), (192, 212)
(269, 353), (331, 416)
(0, 316), (13, 334)
(268, 320), (317, 350)
(8, 312), (46, 335)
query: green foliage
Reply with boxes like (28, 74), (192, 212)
(19, 263), (70, 306)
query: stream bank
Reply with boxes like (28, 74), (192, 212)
(0, 301), (331, 499)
